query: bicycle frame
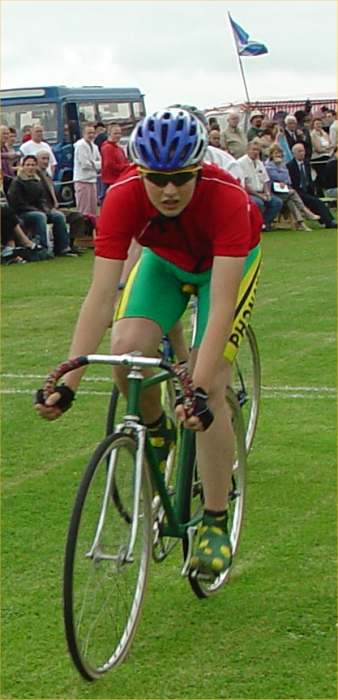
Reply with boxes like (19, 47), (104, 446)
(115, 363), (199, 540)
(43, 352), (201, 562)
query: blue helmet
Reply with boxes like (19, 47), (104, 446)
(129, 108), (208, 170)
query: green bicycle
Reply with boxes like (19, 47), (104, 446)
(42, 352), (247, 681)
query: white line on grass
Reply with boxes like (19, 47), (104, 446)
(0, 388), (335, 400)
(0, 373), (335, 394)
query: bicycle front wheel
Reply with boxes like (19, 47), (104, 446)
(64, 432), (152, 680)
(233, 324), (261, 453)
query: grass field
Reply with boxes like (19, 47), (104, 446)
(1, 226), (336, 699)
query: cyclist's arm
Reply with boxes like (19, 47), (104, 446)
(63, 256), (123, 391)
(192, 255), (244, 393)
(35, 256), (123, 420)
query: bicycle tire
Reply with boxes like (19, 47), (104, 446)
(183, 387), (247, 599)
(64, 432), (152, 680)
(233, 324), (261, 453)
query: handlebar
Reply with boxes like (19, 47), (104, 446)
(41, 353), (197, 415)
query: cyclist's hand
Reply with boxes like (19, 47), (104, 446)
(175, 387), (214, 432)
(34, 385), (75, 421)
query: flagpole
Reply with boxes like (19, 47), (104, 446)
(237, 53), (251, 103)
(227, 11), (251, 104)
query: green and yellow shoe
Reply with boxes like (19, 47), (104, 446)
(190, 511), (232, 577)
(147, 413), (176, 474)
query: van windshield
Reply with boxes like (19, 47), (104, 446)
(1, 103), (58, 144)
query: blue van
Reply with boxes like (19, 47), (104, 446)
(1, 85), (146, 203)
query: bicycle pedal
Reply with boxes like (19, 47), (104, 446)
(189, 568), (216, 582)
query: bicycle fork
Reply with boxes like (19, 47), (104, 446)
(85, 421), (146, 565)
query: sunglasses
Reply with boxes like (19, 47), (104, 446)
(141, 169), (199, 187)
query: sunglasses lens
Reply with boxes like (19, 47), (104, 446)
(144, 171), (197, 187)
(145, 173), (168, 186)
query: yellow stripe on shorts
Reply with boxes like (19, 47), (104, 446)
(224, 245), (262, 363)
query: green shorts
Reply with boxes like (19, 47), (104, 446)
(115, 244), (262, 362)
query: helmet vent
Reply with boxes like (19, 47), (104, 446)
(161, 123), (169, 144)
(149, 137), (160, 161)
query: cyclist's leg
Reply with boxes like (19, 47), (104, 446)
(111, 317), (163, 422)
(192, 354), (233, 512)
(167, 320), (189, 363)
(112, 248), (189, 422)
(189, 244), (262, 574)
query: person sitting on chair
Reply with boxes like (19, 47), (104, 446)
(286, 144), (336, 229)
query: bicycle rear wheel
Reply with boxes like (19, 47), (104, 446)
(184, 388), (247, 599)
(64, 432), (152, 680)
(233, 324), (261, 453)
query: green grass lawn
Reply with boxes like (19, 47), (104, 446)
(1, 226), (336, 699)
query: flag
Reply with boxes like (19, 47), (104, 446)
(228, 13), (268, 56)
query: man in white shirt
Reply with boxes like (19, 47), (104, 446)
(204, 141), (244, 186)
(19, 124), (57, 178)
(73, 124), (101, 217)
(238, 140), (283, 230)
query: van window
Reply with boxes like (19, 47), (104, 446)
(133, 101), (145, 119)
(97, 102), (130, 121)
(78, 102), (97, 124)
(1, 102), (58, 143)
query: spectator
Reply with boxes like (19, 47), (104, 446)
(94, 122), (108, 150)
(20, 124), (57, 177)
(310, 115), (333, 194)
(8, 127), (18, 147)
(100, 122), (129, 197)
(0, 201), (49, 264)
(223, 111), (247, 158)
(329, 119), (337, 149)
(21, 125), (32, 143)
(7, 155), (77, 254)
(246, 110), (265, 141)
(294, 109), (306, 127)
(310, 115), (333, 158)
(238, 139), (283, 230)
(204, 137), (244, 185)
(303, 114), (312, 131)
(284, 114), (312, 160)
(322, 109), (336, 134)
(1, 125), (16, 194)
(73, 123), (101, 217)
(257, 129), (275, 161)
(208, 129), (222, 148)
(274, 124), (293, 163)
(265, 144), (320, 230)
(208, 117), (220, 131)
(287, 143), (336, 229)
(323, 148), (337, 198)
(36, 150), (84, 253)
(93, 122), (108, 203)
(7, 127), (20, 172)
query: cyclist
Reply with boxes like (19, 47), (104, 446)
(36, 108), (262, 578)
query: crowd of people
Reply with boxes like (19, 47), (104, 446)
(1, 103), (337, 264)
(207, 106), (337, 230)
(0, 119), (130, 264)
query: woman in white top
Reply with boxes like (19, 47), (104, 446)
(310, 116), (333, 194)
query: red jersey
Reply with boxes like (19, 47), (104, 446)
(100, 140), (129, 185)
(96, 163), (262, 272)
